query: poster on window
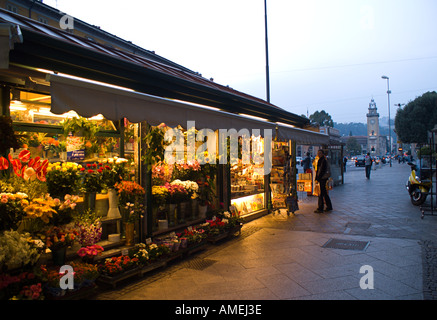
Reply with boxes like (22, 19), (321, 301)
(66, 136), (85, 161)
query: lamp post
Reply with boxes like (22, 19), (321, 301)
(264, 0), (270, 103)
(381, 75), (392, 167)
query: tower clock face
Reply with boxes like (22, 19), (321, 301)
(370, 119), (375, 125)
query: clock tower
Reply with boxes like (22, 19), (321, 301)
(367, 98), (380, 156)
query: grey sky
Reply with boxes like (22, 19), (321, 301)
(44, 0), (437, 124)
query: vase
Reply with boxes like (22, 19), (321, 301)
(167, 203), (177, 227)
(178, 201), (189, 224)
(51, 247), (67, 266)
(60, 151), (67, 161)
(84, 192), (97, 211)
(107, 188), (121, 219)
(190, 199), (198, 220)
(124, 223), (135, 246)
(198, 204), (207, 219)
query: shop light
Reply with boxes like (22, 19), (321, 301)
(238, 113), (269, 122)
(276, 122), (297, 128)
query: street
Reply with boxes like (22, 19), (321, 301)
(94, 162), (437, 300)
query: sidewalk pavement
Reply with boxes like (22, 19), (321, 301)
(94, 162), (437, 300)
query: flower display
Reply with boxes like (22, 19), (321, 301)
(6, 153), (49, 182)
(79, 163), (103, 193)
(101, 157), (128, 189)
(123, 201), (145, 223)
(0, 230), (42, 270)
(179, 227), (207, 245)
(76, 219), (102, 246)
(170, 179), (199, 199)
(151, 161), (173, 185)
(77, 244), (104, 261)
(23, 197), (57, 224)
(172, 159), (201, 181)
(45, 162), (81, 198)
(0, 271), (43, 300)
(130, 243), (149, 264)
(98, 255), (140, 276)
(151, 185), (169, 208)
(164, 182), (189, 203)
(0, 192), (28, 231)
(44, 226), (79, 250)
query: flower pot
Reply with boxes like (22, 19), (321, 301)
(84, 192), (97, 211)
(198, 204), (207, 219)
(177, 201), (189, 224)
(107, 188), (121, 219)
(124, 223), (135, 246)
(190, 199), (198, 220)
(167, 203), (177, 227)
(51, 247), (67, 266)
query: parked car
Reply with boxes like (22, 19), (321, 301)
(355, 155), (366, 167)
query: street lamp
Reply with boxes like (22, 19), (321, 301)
(381, 75), (392, 167)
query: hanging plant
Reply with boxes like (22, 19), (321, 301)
(142, 123), (169, 171)
(0, 115), (23, 154)
(61, 116), (99, 140)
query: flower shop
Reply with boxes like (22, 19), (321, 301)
(0, 13), (329, 299)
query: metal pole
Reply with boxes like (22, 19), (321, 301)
(264, 0), (270, 103)
(387, 78), (392, 167)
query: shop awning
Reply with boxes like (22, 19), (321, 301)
(48, 74), (329, 144)
(0, 23), (22, 69)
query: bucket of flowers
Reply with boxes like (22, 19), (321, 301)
(44, 226), (79, 266)
(77, 244), (104, 264)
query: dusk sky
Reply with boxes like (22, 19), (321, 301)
(44, 0), (437, 124)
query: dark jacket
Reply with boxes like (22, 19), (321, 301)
(316, 156), (330, 182)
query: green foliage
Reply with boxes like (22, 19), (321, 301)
(395, 91), (437, 143)
(309, 110), (334, 127)
(345, 136), (362, 156)
(61, 116), (99, 139)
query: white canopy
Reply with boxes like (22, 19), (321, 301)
(48, 74), (329, 145)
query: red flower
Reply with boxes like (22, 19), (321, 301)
(86, 164), (92, 168)
(18, 149), (30, 163)
(87, 169), (94, 174)
(0, 157), (8, 170)
(80, 167), (85, 172)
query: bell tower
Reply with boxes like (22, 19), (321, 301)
(366, 98), (380, 155)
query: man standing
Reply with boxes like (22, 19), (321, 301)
(314, 149), (333, 213)
(365, 152), (373, 179)
(302, 152), (312, 173)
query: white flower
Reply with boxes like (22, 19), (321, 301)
(223, 211), (231, 218)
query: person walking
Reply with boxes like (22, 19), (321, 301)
(314, 149), (333, 213)
(343, 156), (347, 172)
(365, 152), (373, 179)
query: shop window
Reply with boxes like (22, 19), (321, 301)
(230, 135), (266, 217)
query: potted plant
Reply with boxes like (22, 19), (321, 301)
(115, 181), (145, 246)
(79, 163), (103, 211)
(61, 116), (99, 140)
(45, 162), (81, 199)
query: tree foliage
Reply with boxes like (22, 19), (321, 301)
(345, 136), (361, 156)
(309, 110), (334, 127)
(395, 91), (437, 143)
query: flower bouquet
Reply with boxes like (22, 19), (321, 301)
(77, 244), (104, 263)
(45, 162), (81, 199)
(98, 255), (140, 276)
(79, 163), (103, 193)
(115, 181), (145, 224)
(0, 271), (44, 300)
(101, 157), (128, 189)
(0, 230), (43, 271)
(170, 179), (199, 199)
(164, 182), (189, 204)
(44, 226), (79, 251)
(151, 185), (169, 208)
(0, 192), (28, 231)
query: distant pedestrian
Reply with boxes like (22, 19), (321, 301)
(343, 156), (347, 172)
(365, 152), (373, 179)
(302, 152), (312, 172)
(314, 149), (333, 213)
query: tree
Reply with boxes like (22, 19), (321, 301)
(345, 136), (361, 156)
(395, 91), (437, 143)
(309, 110), (334, 127)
